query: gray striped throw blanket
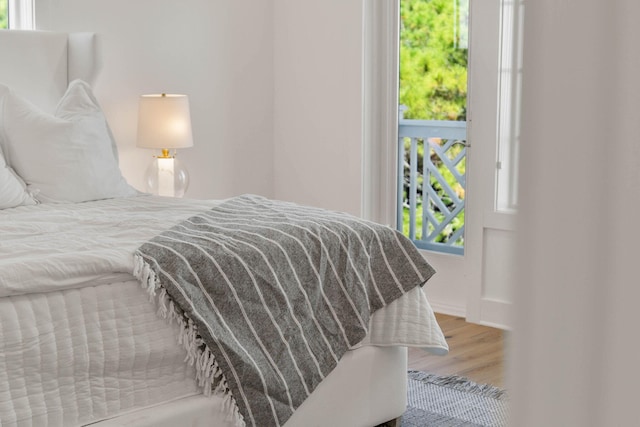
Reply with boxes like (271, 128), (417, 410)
(133, 194), (435, 427)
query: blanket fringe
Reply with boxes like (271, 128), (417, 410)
(408, 370), (508, 400)
(133, 253), (246, 427)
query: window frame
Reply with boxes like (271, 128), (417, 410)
(8, 0), (34, 29)
(495, 0), (524, 213)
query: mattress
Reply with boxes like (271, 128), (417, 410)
(0, 281), (444, 426)
(0, 279), (200, 426)
(0, 195), (448, 426)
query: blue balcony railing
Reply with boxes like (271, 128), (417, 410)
(397, 116), (467, 255)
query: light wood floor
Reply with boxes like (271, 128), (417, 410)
(407, 313), (506, 388)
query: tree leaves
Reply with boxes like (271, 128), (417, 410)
(400, 0), (468, 121)
(0, 1), (7, 29)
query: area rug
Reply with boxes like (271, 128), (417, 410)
(401, 371), (509, 427)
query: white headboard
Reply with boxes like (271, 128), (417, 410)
(0, 29), (97, 112)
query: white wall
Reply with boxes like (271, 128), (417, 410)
(273, 0), (364, 216)
(35, 0), (275, 200)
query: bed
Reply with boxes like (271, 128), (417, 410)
(0, 30), (448, 427)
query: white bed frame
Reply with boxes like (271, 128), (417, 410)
(0, 29), (407, 427)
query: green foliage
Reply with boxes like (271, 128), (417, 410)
(0, 1), (7, 29)
(399, 0), (468, 249)
(399, 0), (468, 120)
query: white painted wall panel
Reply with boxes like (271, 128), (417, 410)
(482, 229), (514, 303)
(272, 0), (363, 216)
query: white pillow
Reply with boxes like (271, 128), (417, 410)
(0, 79), (138, 203)
(0, 85), (37, 209)
(0, 149), (37, 209)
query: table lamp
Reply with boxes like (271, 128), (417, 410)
(136, 93), (193, 197)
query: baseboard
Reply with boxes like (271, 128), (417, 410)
(478, 299), (512, 330)
(429, 300), (467, 318)
(430, 299), (512, 331)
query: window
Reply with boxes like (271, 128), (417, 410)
(397, 0), (522, 256)
(398, 0), (469, 255)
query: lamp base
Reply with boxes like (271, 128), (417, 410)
(144, 156), (190, 198)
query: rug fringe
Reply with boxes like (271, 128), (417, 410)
(408, 370), (508, 400)
(133, 253), (246, 427)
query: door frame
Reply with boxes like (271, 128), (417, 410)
(361, 0), (399, 228)
(362, 0), (514, 328)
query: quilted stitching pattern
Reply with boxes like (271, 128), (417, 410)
(0, 280), (199, 427)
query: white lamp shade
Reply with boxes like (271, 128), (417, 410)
(136, 93), (194, 149)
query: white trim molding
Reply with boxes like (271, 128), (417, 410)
(361, 0), (399, 226)
(8, 0), (35, 29)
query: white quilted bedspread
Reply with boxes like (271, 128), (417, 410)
(0, 195), (447, 426)
(0, 196), (220, 298)
(0, 279), (200, 426)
